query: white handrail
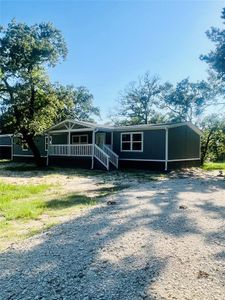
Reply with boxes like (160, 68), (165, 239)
(103, 144), (119, 169)
(94, 144), (110, 170)
(48, 144), (93, 157)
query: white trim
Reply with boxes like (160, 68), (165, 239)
(49, 128), (94, 134)
(13, 154), (47, 158)
(120, 132), (143, 152)
(119, 158), (165, 162)
(71, 134), (88, 144)
(0, 145), (12, 147)
(0, 134), (13, 137)
(119, 158), (200, 162)
(165, 128), (168, 171)
(168, 158), (200, 162)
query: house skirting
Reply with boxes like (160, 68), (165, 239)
(0, 146), (12, 159)
(119, 159), (200, 170)
(48, 156), (92, 169)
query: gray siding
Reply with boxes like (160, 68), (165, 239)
(0, 136), (12, 146)
(13, 136), (47, 157)
(168, 126), (200, 160)
(51, 132), (93, 144)
(113, 129), (165, 160)
(51, 133), (68, 144)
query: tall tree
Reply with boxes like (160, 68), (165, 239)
(0, 20), (68, 166)
(200, 7), (225, 107)
(200, 8), (225, 80)
(110, 72), (166, 125)
(56, 85), (100, 122)
(161, 78), (211, 123)
(200, 115), (225, 163)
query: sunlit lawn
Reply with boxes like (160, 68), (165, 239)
(202, 161), (225, 171)
(0, 181), (98, 251)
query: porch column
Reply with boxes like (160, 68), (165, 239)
(46, 133), (50, 166)
(91, 130), (95, 169)
(165, 128), (168, 171)
(68, 131), (71, 156)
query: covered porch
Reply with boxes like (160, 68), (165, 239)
(47, 120), (118, 170)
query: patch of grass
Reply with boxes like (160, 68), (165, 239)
(46, 194), (97, 210)
(202, 162), (225, 171)
(95, 184), (130, 197)
(0, 159), (12, 164)
(4, 164), (54, 172)
(0, 181), (99, 251)
(0, 182), (50, 220)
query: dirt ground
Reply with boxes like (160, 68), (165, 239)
(0, 167), (225, 300)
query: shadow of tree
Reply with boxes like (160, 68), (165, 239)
(0, 173), (224, 299)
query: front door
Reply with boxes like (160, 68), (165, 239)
(96, 133), (106, 146)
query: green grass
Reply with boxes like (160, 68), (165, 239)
(0, 182), (50, 220)
(0, 181), (99, 251)
(202, 161), (225, 171)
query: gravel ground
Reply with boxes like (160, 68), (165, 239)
(0, 171), (225, 300)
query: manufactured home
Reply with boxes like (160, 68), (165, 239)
(0, 120), (201, 171)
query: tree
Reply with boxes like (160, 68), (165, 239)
(55, 85), (100, 123)
(200, 115), (225, 164)
(200, 8), (225, 80)
(0, 20), (68, 166)
(161, 78), (211, 123)
(200, 8), (225, 107)
(110, 72), (166, 125)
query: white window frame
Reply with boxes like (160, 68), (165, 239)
(45, 136), (52, 151)
(22, 141), (29, 151)
(120, 132), (143, 152)
(72, 134), (88, 144)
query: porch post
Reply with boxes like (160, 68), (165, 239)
(68, 131), (71, 156)
(165, 128), (168, 171)
(46, 133), (50, 166)
(91, 130), (95, 169)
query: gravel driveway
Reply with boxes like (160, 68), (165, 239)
(0, 172), (225, 300)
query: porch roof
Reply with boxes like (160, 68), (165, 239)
(47, 119), (113, 133)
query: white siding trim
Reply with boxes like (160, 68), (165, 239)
(168, 158), (200, 162)
(119, 158), (165, 162)
(13, 155), (47, 158)
(119, 158), (200, 162)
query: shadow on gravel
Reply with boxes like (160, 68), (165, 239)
(0, 174), (224, 300)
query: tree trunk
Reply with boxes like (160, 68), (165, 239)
(23, 134), (44, 167)
(201, 131), (212, 165)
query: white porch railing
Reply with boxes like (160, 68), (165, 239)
(48, 144), (111, 170)
(48, 144), (93, 157)
(103, 145), (119, 169)
(94, 145), (110, 170)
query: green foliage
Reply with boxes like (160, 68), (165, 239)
(55, 85), (100, 122)
(202, 161), (225, 171)
(200, 8), (225, 80)
(0, 182), (49, 220)
(200, 115), (225, 163)
(0, 20), (68, 165)
(162, 78), (212, 123)
(110, 72), (167, 125)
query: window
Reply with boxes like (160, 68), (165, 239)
(72, 135), (88, 144)
(121, 132), (143, 152)
(45, 136), (52, 151)
(22, 141), (29, 151)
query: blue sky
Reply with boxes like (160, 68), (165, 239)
(1, 0), (224, 120)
